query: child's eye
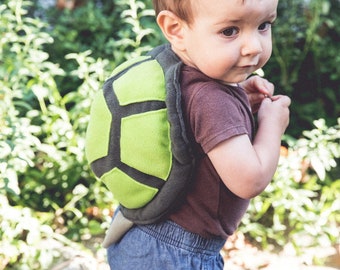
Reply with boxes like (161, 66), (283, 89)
(221, 27), (239, 37)
(258, 22), (272, 32)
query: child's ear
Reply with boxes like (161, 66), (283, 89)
(156, 10), (186, 51)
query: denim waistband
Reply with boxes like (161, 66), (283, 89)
(137, 220), (226, 256)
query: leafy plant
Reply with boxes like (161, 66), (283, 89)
(0, 0), (63, 197)
(1, 0), (113, 240)
(265, 0), (340, 136)
(0, 195), (57, 270)
(241, 118), (340, 252)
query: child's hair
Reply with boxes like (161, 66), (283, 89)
(152, 0), (193, 24)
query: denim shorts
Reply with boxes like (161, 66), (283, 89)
(107, 220), (226, 270)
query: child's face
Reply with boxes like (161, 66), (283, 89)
(179, 0), (278, 84)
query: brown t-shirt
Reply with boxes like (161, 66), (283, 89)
(169, 65), (255, 239)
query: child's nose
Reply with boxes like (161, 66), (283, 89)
(241, 34), (263, 56)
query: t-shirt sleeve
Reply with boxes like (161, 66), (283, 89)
(188, 83), (249, 154)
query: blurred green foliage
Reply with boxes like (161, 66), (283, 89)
(243, 119), (340, 252)
(0, 0), (339, 269)
(265, 0), (340, 137)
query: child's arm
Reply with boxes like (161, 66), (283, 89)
(207, 95), (291, 199)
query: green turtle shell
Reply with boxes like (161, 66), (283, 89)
(85, 44), (194, 224)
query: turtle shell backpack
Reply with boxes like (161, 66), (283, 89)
(85, 44), (195, 247)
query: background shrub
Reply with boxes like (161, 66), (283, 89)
(264, 0), (340, 137)
(243, 119), (340, 251)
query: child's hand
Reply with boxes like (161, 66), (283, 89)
(257, 94), (291, 136)
(239, 76), (274, 113)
